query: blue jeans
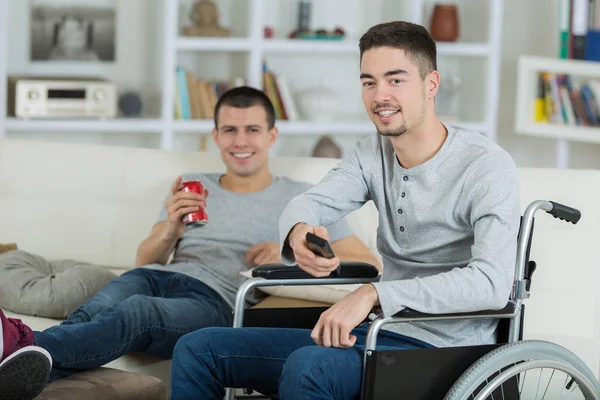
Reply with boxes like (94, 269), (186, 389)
(34, 268), (232, 382)
(170, 324), (434, 400)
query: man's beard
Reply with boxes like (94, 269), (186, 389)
(377, 124), (408, 137)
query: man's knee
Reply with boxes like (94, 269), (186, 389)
(280, 346), (361, 396)
(172, 327), (225, 372)
(118, 293), (151, 313)
(174, 328), (221, 357)
(280, 347), (332, 391)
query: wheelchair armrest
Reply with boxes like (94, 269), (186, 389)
(362, 302), (519, 353)
(391, 302), (517, 320)
(251, 261), (380, 280)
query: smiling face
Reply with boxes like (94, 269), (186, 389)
(212, 104), (278, 178)
(360, 47), (433, 137)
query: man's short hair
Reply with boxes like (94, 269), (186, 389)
(358, 21), (437, 80)
(214, 86), (276, 129)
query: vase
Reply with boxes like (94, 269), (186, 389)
(298, 87), (340, 121)
(430, 4), (460, 42)
(312, 136), (342, 158)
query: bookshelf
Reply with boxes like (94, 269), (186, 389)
(515, 55), (600, 168)
(0, 0), (505, 154)
(163, 0), (505, 151)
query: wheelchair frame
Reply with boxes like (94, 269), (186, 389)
(226, 200), (594, 399)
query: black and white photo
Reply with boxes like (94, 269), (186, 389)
(29, 0), (116, 62)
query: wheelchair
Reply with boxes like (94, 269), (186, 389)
(227, 200), (600, 399)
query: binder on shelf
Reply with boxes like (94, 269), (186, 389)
(559, 0), (571, 58)
(558, 0), (600, 61)
(585, 0), (600, 61)
(571, 0), (589, 59)
(585, 30), (600, 61)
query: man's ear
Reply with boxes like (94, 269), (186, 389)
(427, 70), (441, 99)
(212, 127), (219, 147)
(268, 125), (279, 147)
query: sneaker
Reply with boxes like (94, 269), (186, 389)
(0, 309), (34, 361)
(0, 346), (52, 400)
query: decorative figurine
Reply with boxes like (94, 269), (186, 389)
(183, 0), (230, 37)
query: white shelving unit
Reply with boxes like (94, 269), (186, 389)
(3, 118), (164, 133)
(161, 0), (504, 150)
(0, 0), (504, 153)
(515, 55), (600, 168)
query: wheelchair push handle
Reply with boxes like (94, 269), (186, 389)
(547, 201), (581, 224)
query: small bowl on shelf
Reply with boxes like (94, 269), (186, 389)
(289, 27), (346, 41)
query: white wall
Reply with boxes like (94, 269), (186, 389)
(5, 0), (598, 167)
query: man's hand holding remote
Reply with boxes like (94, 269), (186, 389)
(288, 223), (341, 277)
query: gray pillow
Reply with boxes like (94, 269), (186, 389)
(0, 250), (117, 319)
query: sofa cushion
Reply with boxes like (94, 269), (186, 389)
(36, 367), (166, 400)
(0, 250), (117, 319)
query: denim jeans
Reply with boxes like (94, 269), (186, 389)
(170, 324), (434, 400)
(34, 268), (232, 382)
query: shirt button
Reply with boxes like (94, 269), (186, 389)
(399, 226), (405, 232)
(403, 176), (409, 181)
(401, 192), (406, 198)
(397, 209), (403, 214)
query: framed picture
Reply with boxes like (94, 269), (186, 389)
(29, 0), (116, 62)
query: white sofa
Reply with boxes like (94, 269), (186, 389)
(0, 137), (598, 392)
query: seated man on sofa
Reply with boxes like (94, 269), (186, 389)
(0, 86), (380, 398)
(168, 21), (521, 399)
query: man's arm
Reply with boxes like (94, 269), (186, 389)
(135, 221), (179, 267)
(331, 235), (382, 271)
(279, 137), (379, 264)
(372, 152), (521, 317)
(135, 176), (205, 267)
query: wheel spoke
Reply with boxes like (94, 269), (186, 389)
(540, 368), (555, 399)
(535, 367), (544, 399)
(519, 370), (528, 396)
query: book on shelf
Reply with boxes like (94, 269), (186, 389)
(535, 72), (600, 127)
(262, 63), (299, 121)
(559, 0), (600, 61)
(174, 66), (246, 120)
(173, 65), (300, 122)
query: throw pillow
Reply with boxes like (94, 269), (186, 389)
(239, 269), (363, 304)
(0, 250), (117, 319)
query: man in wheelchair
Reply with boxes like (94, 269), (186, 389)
(168, 20), (523, 400)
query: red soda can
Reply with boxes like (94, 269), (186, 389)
(180, 180), (208, 227)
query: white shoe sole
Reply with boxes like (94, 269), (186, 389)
(0, 346), (52, 400)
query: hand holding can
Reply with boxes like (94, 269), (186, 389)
(180, 180), (209, 227)
(164, 176), (207, 239)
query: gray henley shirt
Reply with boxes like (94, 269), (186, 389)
(279, 124), (520, 348)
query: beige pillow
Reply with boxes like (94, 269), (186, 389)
(0, 250), (117, 319)
(240, 269), (363, 304)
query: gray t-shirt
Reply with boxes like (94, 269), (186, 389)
(279, 124), (521, 348)
(145, 173), (353, 309)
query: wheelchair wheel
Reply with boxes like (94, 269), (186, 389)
(444, 340), (600, 400)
